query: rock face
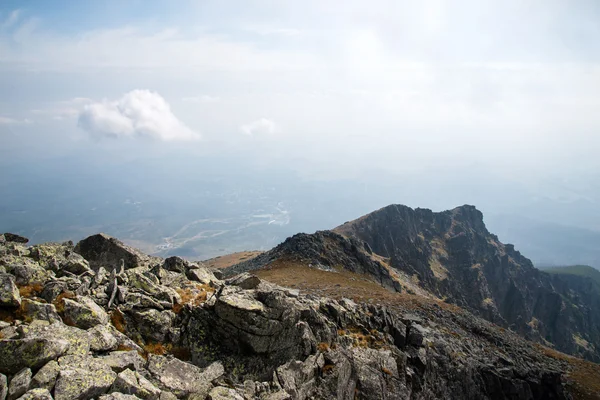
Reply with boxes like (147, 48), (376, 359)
(0, 230), (596, 399)
(332, 204), (600, 362)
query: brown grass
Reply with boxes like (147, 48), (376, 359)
(382, 367), (393, 376)
(254, 259), (461, 314)
(0, 308), (16, 323)
(322, 364), (335, 375)
(143, 342), (169, 356)
(141, 341), (191, 361)
(18, 283), (44, 299)
(110, 309), (127, 333)
(52, 291), (76, 313)
(317, 342), (330, 352)
(172, 284), (214, 314)
(203, 251), (263, 269)
(537, 345), (600, 400)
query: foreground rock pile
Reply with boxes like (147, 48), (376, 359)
(0, 232), (580, 399)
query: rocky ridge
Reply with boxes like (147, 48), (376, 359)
(0, 231), (598, 399)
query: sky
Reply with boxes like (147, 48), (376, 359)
(2, 1), (600, 241)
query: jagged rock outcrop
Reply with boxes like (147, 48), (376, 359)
(0, 232), (597, 399)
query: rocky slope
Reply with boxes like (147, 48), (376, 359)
(225, 205), (600, 364)
(1, 232), (598, 399)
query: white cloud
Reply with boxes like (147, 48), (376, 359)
(240, 118), (277, 136)
(31, 97), (93, 120)
(0, 116), (32, 125)
(78, 90), (199, 141)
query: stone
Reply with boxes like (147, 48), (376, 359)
(7, 368), (31, 400)
(407, 323), (428, 347)
(62, 296), (109, 329)
(0, 338), (69, 375)
(111, 369), (161, 400)
(21, 322), (90, 355)
(2, 234), (29, 244)
(0, 373), (7, 400)
(88, 324), (119, 352)
(54, 355), (117, 400)
(0, 274), (21, 307)
(30, 361), (59, 392)
(99, 394), (142, 400)
(147, 355), (223, 398)
(207, 386), (244, 400)
(59, 254), (93, 276)
(186, 267), (217, 285)
(99, 351), (145, 373)
(162, 257), (187, 274)
(74, 234), (152, 271)
(129, 309), (174, 342)
(19, 300), (61, 324)
(12, 262), (52, 287)
(227, 273), (261, 290)
(14, 389), (52, 400)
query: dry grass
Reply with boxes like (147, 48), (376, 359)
(382, 367), (393, 376)
(18, 283), (44, 299)
(110, 309), (127, 333)
(203, 251), (263, 269)
(141, 341), (191, 361)
(322, 364), (335, 375)
(317, 342), (330, 352)
(537, 345), (600, 399)
(0, 308), (16, 323)
(172, 284), (214, 314)
(254, 259), (462, 314)
(143, 342), (169, 356)
(52, 291), (76, 314)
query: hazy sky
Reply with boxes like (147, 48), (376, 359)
(1, 0), (600, 185)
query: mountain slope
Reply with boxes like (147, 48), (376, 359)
(542, 265), (600, 288)
(227, 204), (600, 363)
(334, 204), (600, 362)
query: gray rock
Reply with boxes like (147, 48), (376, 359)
(14, 389), (52, 400)
(147, 355), (223, 398)
(0, 274), (21, 307)
(75, 233), (154, 271)
(21, 322), (90, 355)
(0, 338), (69, 375)
(60, 253), (93, 276)
(7, 368), (31, 400)
(2, 234), (28, 244)
(99, 351), (145, 373)
(407, 323), (428, 347)
(19, 299), (61, 324)
(54, 355), (117, 400)
(99, 394), (142, 400)
(88, 324), (119, 352)
(227, 273), (261, 290)
(0, 373), (7, 400)
(30, 361), (59, 391)
(158, 392), (177, 400)
(186, 268), (217, 285)
(111, 369), (161, 400)
(12, 261), (52, 287)
(129, 309), (174, 342)
(62, 296), (109, 329)
(207, 386), (244, 400)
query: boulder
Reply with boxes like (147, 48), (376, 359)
(21, 322), (90, 355)
(226, 273), (261, 290)
(0, 274), (21, 307)
(129, 309), (174, 342)
(88, 324), (119, 352)
(14, 388), (52, 400)
(2, 234), (28, 244)
(99, 394), (142, 400)
(59, 254), (93, 276)
(207, 386), (244, 400)
(111, 369), (161, 400)
(7, 368), (31, 400)
(74, 234), (152, 271)
(99, 351), (145, 373)
(30, 361), (59, 392)
(186, 268), (217, 285)
(12, 262), (52, 287)
(147, 355), (223, 398)
(0, 338), (69, 375)
(162, 257), (187, 274)
(54, 355), (117, 400)
(19, 300), (61, 324)
(62, 296), (109, 329)
(0, 373), (7, 400)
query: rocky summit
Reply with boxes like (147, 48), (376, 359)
(1, 204), (600, 400)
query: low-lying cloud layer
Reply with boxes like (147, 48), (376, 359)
(78, 90), (199, 141)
